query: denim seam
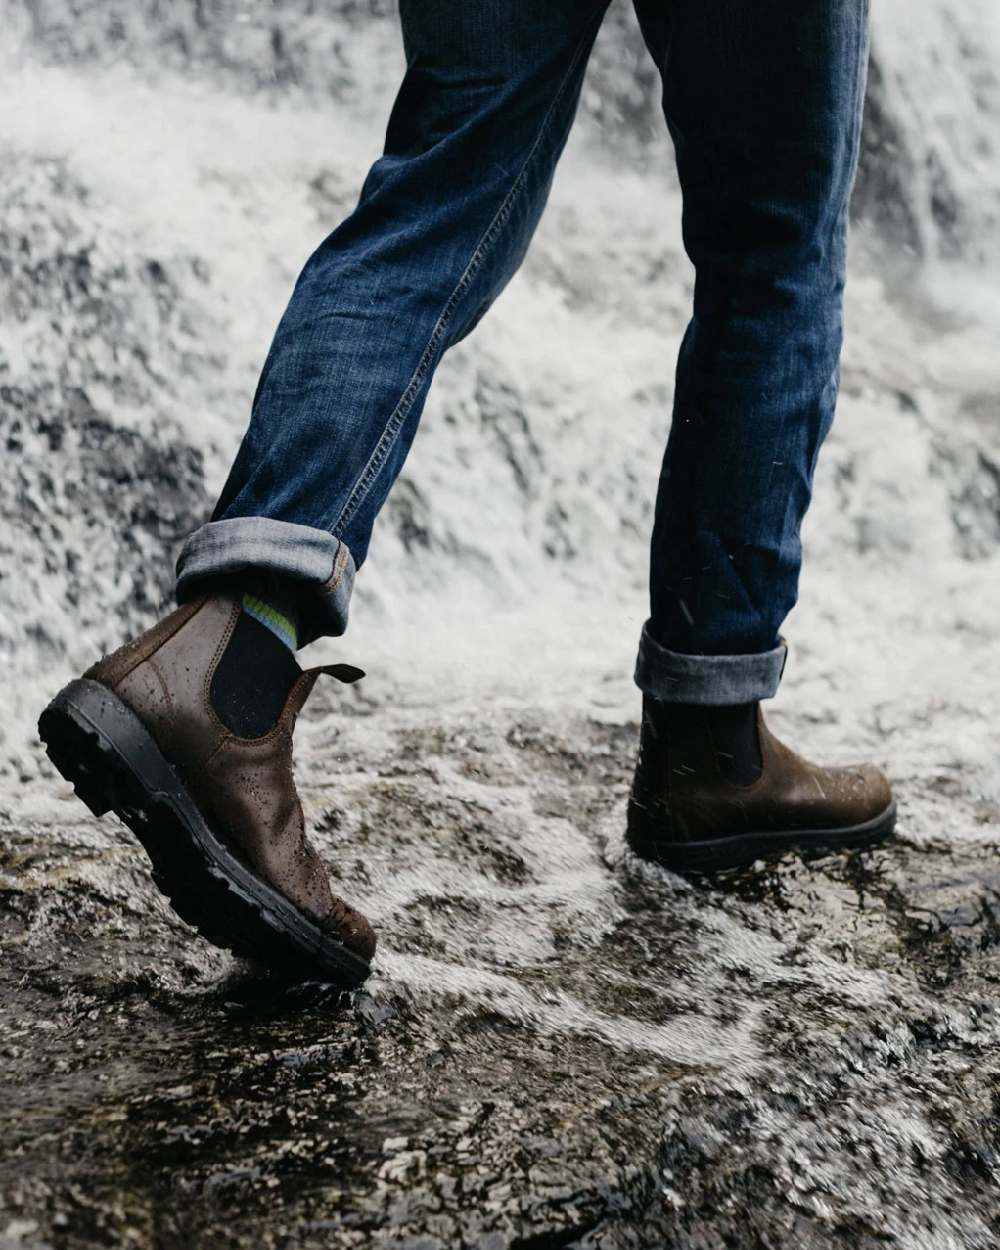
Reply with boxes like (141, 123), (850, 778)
(847, 2), (870, 208)
(329, 26), (597, 536)
(830, 4), (868, 280)
(322, 543), (349, 595)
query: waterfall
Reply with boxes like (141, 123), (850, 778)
(1, 0), (998, 746)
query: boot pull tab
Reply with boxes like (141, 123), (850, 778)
(283, 662), (366, 723)
(306, 662), (366, 684)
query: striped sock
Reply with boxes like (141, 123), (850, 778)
(241, 584), (299, 653)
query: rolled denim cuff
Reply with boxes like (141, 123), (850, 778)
(175, 517), (356, 644)
(634, 620), (787, 706)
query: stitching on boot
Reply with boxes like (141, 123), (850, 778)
(105, 595), (207, 690)
(206, 705), (297, 749)
(201, 599), (242, 736)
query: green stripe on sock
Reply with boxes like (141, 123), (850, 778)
(242, 592), (298, 652)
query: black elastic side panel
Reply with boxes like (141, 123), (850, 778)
(648, 698), (763, 788)
(709, 703), (763, 786)
(210, 612), (301, 738)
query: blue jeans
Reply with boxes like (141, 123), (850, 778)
(176, 0), (870, 705)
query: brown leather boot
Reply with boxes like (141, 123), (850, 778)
(627, 696), (896, 873)
(38, 592), (376, 985)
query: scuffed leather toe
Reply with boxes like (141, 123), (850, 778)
(323, 898), (377, 962)
(844, 762), (894, 822)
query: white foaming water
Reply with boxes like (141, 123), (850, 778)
(867, 0), (1000, 268)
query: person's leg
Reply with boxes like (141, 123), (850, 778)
(627, 0), (895, 870)
(636, 0), (869, 682)
(177, 0), (611, 644)
(41, 1), (611, 979)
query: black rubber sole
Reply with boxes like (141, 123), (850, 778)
(38, 679), (372, 987)
(626, 799), (897, 875)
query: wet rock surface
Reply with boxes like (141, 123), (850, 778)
(6, 703), (1000, 1247)
(3, 3), (1000, 1247)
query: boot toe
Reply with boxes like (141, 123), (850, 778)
(840, 762), (894, 824)
(323, 899), (377, 962)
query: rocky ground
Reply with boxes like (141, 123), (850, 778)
(3, 3), (1000, 1247)
(6, 696), (1000, 1248)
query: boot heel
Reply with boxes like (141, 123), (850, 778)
(39, 700), (117, 818)
(625, 795), (673, 861)
(72, 775), (115, 819)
